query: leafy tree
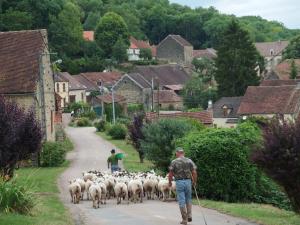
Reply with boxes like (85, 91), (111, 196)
(95, 12), (129, 57)
(284, 35), (300, 59)
(141, 119), (192, 172)
(111, 38), (128, 63)
(128, 113), (145, 163)
(215, 19), (260, 97)
(49, 2), (83, 56)
(290, 59), (298, 79)
(83, 11), (101, 30)
(139, 48), (152, 60)
(0, 9), (32, 31)
(252, 118), (300, 213)
(0, 97), (42, 180)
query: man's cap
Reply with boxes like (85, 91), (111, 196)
(175, 147), (184, 153)
(111, 149), (116, 153)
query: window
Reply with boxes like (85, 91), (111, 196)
(81, 93), (84, 101)
(63, 83), (66, 92)
(97, 81), (102, 87)
(56, 83), (60, 92)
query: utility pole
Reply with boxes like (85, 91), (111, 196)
(156, 77), (160, 117)
(112, 87), (116, 124)
(151, 77), (154, 112)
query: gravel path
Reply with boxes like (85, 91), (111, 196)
(58, 119), (258, 225)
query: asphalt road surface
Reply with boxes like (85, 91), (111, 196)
(58, 119), (258, 225)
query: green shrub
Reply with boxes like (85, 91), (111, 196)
(141, 119), (193, 172)
(180, 128), (258, 202)
(94, 120), (106, 132)
(81, 110), (97, 120)
(68, 102), (90, 115)
(127, 104), (144, 115)
(116, 117), (131, 126)
(0, 179), (35, 214)
(40, 142), (66, 167)
(77, 117), (91, 127)
(105, 103), (123, 122)
(108, 123), (127, 139)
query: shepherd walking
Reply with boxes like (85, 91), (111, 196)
(169, 147), (198, 225)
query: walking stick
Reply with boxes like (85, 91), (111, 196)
(190, 172), (208, 225)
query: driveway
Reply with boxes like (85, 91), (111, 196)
(58, 124), (258, 225)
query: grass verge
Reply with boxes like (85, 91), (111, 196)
(194, 199), (300, 225)
(97, 132), (153, 172)
(0, 162), (72, 225)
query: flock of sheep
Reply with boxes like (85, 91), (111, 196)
(68, 170), (176, 209)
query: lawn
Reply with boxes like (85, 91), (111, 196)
(97, 131), (153, 172)
(194, 200), (300, 225)
(0, 162), (72, 225)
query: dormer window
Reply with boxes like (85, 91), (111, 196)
(97, 80), (102, 87)
(222, 105), (232, 117)
(270, 49), (274, 56)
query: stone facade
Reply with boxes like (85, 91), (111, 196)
(157, 35), (193, 65)
(69, 90), (86, 103)
(114, 76), (152, 110)
(55, 81), (69, 108)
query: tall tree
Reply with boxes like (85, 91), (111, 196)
(111, 38), (128, 63)
(0, 9), (32, 31)
(290, 59), (298, 79)
(284, 35), (300, 59)
(95, 12), (129, 57)
(49, 2), (83, 57)
(215, 19), (260, 97)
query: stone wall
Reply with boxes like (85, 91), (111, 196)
(114, 77), (144, 104)
(157, 37), (185, 64)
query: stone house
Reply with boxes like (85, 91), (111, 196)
(255, 41), (289, 73)
(156, 34), (193, 65)
(60, 72), (86, 104)
(113, 73), (152, 110)
(273, 59), (300, 80)
(212, 97), (242, 128)
(238, 85), (300, 120)
(0, 30), (56, 141)
(127, 36), (156, 61)
(193, 48), (217, 60)
(73, 74), (99, 104)
(153, 90), (183, 110)
(54, 73), (69, 108)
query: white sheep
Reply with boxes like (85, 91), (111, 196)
(143, 178), (158, 200)
(158, 179), (171, 202)
(98, 182), (107, 204)
(85, 180), (93, 200)
(128, 179), (144, 203)
(83, 172), (96, 182)
(70, 178), (85, 200)
(89, 184), (102, 209)
(114, 182), (129, 204)
(68, 181), (81, 204)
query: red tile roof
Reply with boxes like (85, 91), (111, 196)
(130, 36), (151, 49)
(60, 72), (86, 90)
(83, 31), (94, 41)
(151, 45), (157, 57)
(96, 93), (126, 104)
(275, 59), (300, 80)
(0, 30), (46, 94)
(238, 85), (300, 115)
(80, 72), (123, 87)
(146, 111), (213, 125)
(260, 79), (300, 86)
(193, 48), (217, 59)
(163, 84), (184, 91)
(255, 41), (289, 57)
(153, 90), (182, 103)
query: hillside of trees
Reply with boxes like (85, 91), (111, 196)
(1, 0), (299, 73)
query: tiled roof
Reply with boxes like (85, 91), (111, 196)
(146, 111), (213, 125)
(54, 73), (69, 82)
(0, 30), (45, 94)
(255, 41), (289, 57)
(275, 59), (300, 80)
(213, 97), (243, 118)
(59, 72), (86, 90)
(238, 85), (300, 115)
(193, 48), (217, 59)
(127, 73), (151, 88)
(153, 90), (182, 103)
(96, 93), (126, 103)
(130, 36), (151, 49)
(80, 72), (123, 87)
(73, 74), (98, 91)
(163, 84), (184, 91)
(133, 64), (191, 86)
(83, 31), (94, 41)
(260, 79), (300, 86)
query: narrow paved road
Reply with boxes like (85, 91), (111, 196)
(58, 124), (258, 225)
